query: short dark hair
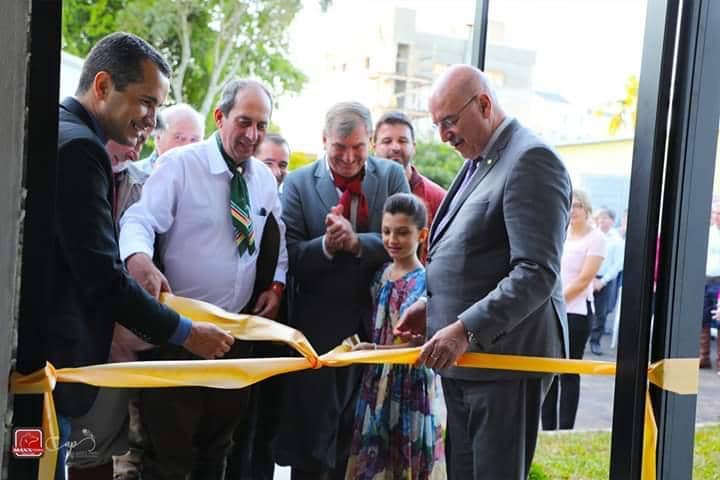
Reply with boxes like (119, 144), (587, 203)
(383, 193), (427, 229)
(76, 32), (170, 94)
(263, 133), (290, 151)
(218, 79), (273, 116)
(373, 111), (415, 143)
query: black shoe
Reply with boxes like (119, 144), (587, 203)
(590, 343), (603, 355)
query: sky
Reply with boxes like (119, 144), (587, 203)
(487, 0), (646, 105)
(274, 0), (647, 152)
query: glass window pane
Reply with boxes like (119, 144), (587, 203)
(485, 0), (647, 476)
(275, 0), (476, 163)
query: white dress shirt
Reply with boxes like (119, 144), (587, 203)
(597, 228), (625, 285)
(120, 137), (288, 313)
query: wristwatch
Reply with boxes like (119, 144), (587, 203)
(269, 281), (284, 298)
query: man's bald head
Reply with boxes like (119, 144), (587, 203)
(155, 103), (205, 155)
(429, 64), (505, 160)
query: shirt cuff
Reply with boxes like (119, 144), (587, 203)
(168, 316), (192, 346)
(273, 269), (287, 284)
(120, 243), (154, 264)
(321, 235), (334, 260)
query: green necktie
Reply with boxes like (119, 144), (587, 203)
(216, 133), (255, 256)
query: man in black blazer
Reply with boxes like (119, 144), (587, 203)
(52, 32), (234, 478)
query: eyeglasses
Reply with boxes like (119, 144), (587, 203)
(433, 94), (477, 130)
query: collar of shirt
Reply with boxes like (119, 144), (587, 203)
(323, 156), (344, 196)
(209, 133), (256, 179)
(112, 161), (129, 174)
(147, 150), (159, 169)
(324, 155), (334, 180)
(409, 164), (425, 193)
(478, 116), (514, 160)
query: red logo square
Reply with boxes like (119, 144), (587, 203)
(12, 428), (44, 458)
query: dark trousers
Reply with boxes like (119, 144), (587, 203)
(541, 312), (592, 430)
(56, 415), (72, 480)
(225, 342), (285, 480)
(290, 465), (348, 480)
(139, 343), (252, 480)
(590, 277), (617, 345)
(441, 376), (548, 480)
(287, 390), (356, 480)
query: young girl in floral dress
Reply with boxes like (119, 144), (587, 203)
(345, 193), (446, 480)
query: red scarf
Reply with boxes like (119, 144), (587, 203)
(332, 168), (369, 232)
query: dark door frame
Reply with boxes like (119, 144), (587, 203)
(10, 0), (62, 478)
(649, 1), (720, 478)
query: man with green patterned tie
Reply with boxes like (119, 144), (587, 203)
(119, 79), (287, 479)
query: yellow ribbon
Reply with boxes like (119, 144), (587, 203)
(9, 295), (698, 480)
(159, 293), (320, 365)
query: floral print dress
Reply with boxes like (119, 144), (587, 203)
(345, 265), (446, 480)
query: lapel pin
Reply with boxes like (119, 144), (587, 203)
(486, 158), (494, 165)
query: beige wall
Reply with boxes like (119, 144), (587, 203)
(556, 136), (720, 195)
(556, 138), (634, 187)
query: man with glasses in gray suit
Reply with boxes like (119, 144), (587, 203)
(396, 64), (571, 479)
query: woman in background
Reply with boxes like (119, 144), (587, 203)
(542, 189), (607, 430)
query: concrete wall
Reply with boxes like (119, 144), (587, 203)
(0, 0), (29, 472)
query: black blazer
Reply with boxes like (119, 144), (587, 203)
(51, 98), (181, 417)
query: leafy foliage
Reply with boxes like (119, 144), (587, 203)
(288, 151), (316, 171)
(62, 0), (127, 56)
(413, 141), (463, 189)
(62, 0), (307, 119)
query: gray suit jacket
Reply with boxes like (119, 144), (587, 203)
(427, 119), (571, 381)
(274, 156), (409, 468)
(281, 155), (410, 350)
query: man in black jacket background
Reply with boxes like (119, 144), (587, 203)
(51, 32), (234, 479)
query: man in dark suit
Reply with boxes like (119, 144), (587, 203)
(274, 101), (409, 479)
(53, 32), (234, 479)
(396, 64), (571, 479)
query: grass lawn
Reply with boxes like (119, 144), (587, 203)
(530, 424), (720, 479)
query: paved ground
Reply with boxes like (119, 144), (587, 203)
(575, 333), (720, 429)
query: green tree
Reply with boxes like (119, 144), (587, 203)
(62, 0), (307, 118)
(413, 140), (463, 189)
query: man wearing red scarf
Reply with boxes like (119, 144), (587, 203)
(275, 101), (409, 479)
